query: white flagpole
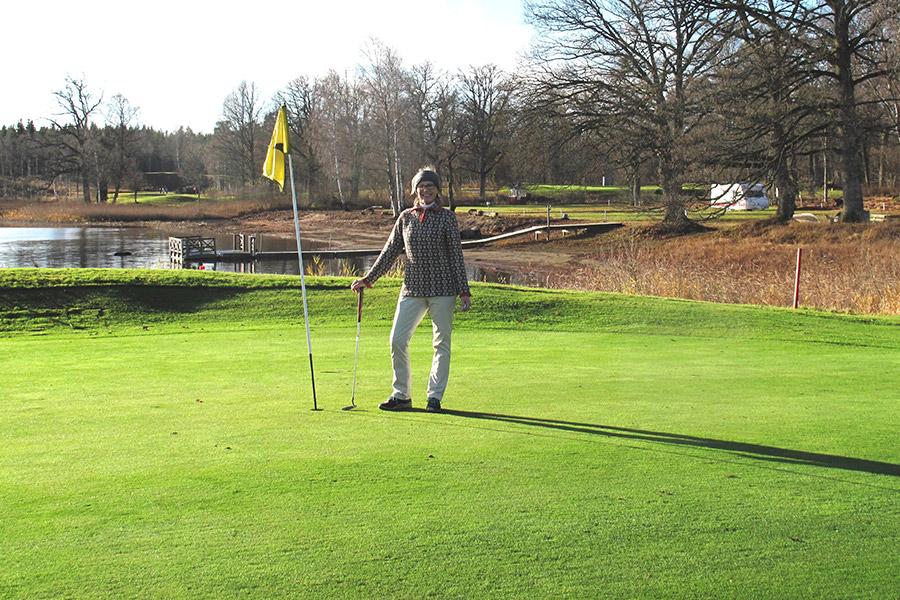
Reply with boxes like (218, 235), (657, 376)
(287, 153), (318, 410)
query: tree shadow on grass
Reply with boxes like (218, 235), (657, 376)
(441, 410), (900, 478)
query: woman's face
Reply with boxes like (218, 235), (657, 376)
(416, 181), (438, 204)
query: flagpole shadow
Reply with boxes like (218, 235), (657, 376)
(440, 410), (900, 478)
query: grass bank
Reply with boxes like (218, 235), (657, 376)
(2, 269), (899, 599)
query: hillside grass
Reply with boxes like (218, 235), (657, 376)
(1, 269), (898, 599)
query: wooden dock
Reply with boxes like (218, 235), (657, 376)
(169, 222), (623, 265)
(460, 222), (622, 248)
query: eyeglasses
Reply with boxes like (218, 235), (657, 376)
(417, 183), (436, 190)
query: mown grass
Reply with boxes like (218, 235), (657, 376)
(2, 268), (896, 342)
(1, 269), (898, 599)
(130, 192), (206, 205)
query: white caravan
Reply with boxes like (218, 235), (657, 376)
(710, 184), (769, 211)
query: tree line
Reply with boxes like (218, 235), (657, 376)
(2, 0), (899, 224)
(0, 78), (207, 205)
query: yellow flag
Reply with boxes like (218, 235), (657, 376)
(263, 106), (291, 190)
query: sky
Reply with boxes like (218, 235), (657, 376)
(1, 0), (534, 135)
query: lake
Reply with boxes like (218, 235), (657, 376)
(0, 226), (534, 285)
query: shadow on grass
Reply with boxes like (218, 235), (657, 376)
(441, 410), (900, 478)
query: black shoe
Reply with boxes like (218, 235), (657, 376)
(425, 398), (441, 413)
(379, 396), (412, 411)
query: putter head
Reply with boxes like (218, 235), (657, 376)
(342, 404), (356, 411)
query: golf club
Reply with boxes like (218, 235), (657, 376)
(343, 288), (364, 410)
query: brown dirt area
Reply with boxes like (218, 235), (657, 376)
(182, 206), (899, 285)
(205, 208), (586, 278)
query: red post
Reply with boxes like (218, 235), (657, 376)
(793, 247), (803, 309)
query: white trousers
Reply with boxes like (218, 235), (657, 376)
(390, 295), (456, 402)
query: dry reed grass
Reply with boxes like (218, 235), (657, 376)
(548, 220), (900, 315)
(0, 197), (293, 224)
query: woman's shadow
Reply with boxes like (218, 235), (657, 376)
(439, 409), (900, 478)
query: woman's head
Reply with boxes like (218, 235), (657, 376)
(411, 168), (442, 206)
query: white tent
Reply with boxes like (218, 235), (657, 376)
(710, 184), (769, 211)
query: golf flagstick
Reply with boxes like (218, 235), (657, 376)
(287, 152), (319, 410)
(344, 288), (363, 411)
(263, 106), (317, 410)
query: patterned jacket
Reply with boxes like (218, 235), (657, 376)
(362, 206), (471, 298)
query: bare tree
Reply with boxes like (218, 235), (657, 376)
(526, 0), (734, 226)
(458, 64), (513, 200)
(409, 63), (449, 170)
(408, 62), (465, 208)
(361, 39), (411, 216)
(214, 81), (263, 187)
(170, 127), (208, 195)
(313, 70), (369, 208)
(443, 98), (467, 209)
(717, 0), (898, 220)
(859, 4), (900, 187)
(510, 100), (613, 189)
(104, 94), (141, 203)
(316, 73), (348, 209)
(707, 0), (829, 221)
(49, 76), (103, 203)
(805, 0), (898, 220)
(276, 77), (324, 197)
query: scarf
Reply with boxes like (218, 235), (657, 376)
(415, 201), (439, 222)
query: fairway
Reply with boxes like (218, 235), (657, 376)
(1, 270), (898, 599)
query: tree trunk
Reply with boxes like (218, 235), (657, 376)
(394, 146), (404, 212)
(331, 120), (347, 210)
(81, 169), (91, 204)
(772, 123), (797, 222)
(478, 153), (488, 200)
(833, 2), (868, 222)
(447, 160), (457, 211)
(630, 169), (641, 207)
(350, 172), (360, 203)
(662, 192), (687, 223)
(387, 153), (400, 217)
(659, 150), (688, 225)
(773, 160), (798, 222)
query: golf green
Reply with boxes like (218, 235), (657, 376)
(1, 269), (898, 599)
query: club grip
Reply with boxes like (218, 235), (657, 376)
(357, 288), (364, 322)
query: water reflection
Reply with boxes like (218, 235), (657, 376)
(0, 227), (172, 270)
(0, 226), (534, 286)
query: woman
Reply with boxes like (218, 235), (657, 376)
(350, 168), (472, 412)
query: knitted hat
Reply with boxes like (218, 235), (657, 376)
(411, 169), (441, 195)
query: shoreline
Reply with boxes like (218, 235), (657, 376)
(0, 208), (578, 282)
